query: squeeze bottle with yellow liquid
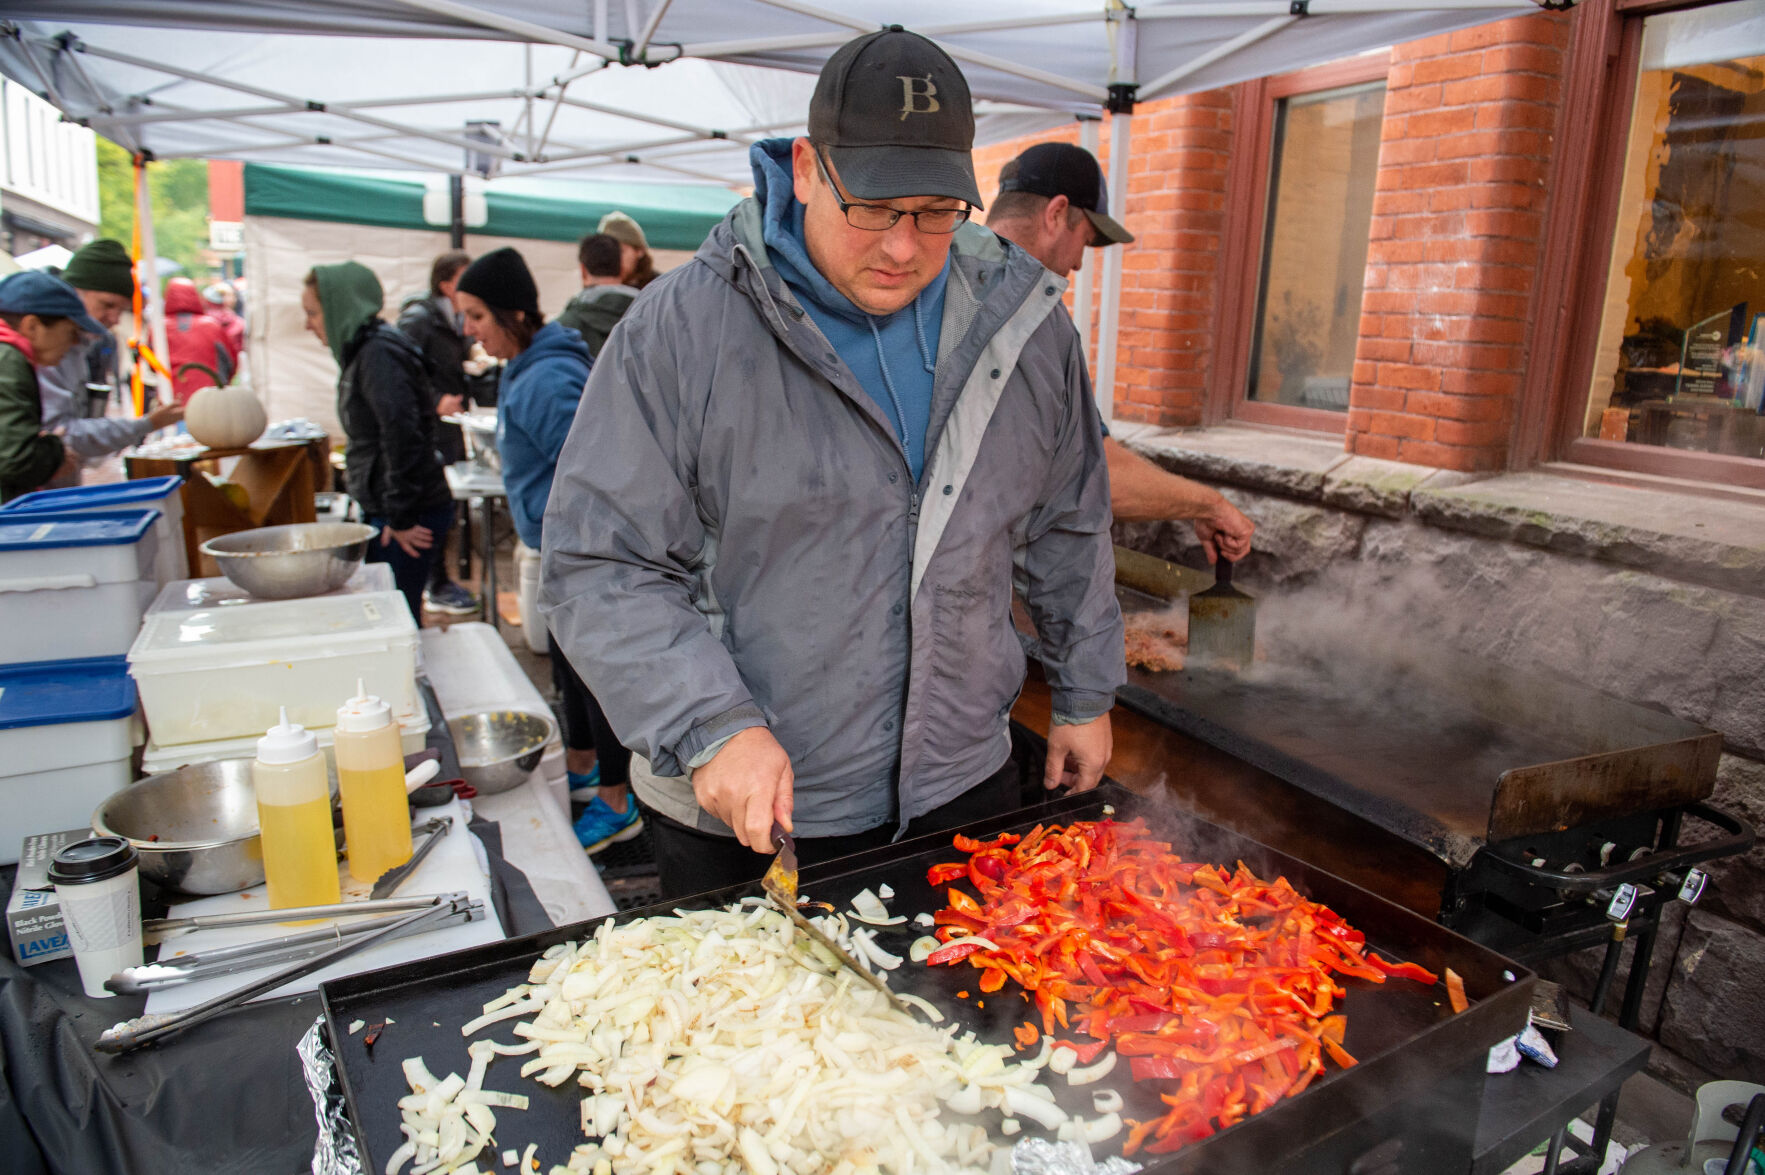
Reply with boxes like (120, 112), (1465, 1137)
(253, 708), (340, 911)
(335, 681), (413, 883)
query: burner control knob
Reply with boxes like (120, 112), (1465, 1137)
(1605, 883), (1640, 922)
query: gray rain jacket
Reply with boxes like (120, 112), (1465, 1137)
(540, 200), (1124, 839)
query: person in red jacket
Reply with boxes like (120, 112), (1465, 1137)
(165, 277), (238, 405)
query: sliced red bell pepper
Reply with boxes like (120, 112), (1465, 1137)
(925, 940), (991, 966)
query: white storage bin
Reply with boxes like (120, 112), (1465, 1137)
(0, 476), (187, 585)
(147, 561), (394, 616)
(140, 709), (432, 776)
(129, 589), (420, 747)
(0, 658), (139, 865)
(0, 510), (160, 666)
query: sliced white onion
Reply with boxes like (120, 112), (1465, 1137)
(913, 912), (935, 928)
(1048, 1047), (1078, 1076)
(908, 936), (942, 963)
(877, 884), (894, 901)
(1092, 1089), (1123, 1114)
(1067, 1052), (1118, 1086)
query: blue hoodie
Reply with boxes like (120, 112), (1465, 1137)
(751, 139), (946, 482)
(497, 320), (594, 549)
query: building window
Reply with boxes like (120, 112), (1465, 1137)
(1247, 80), (1387, 413)
(1583, 0), (1765, 463)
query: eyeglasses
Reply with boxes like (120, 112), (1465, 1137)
(814, 150), (970, 235)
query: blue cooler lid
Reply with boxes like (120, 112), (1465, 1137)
(0, 476), (182, 515)
(0, 656), (137, 729)
(0, 509), (159, 551)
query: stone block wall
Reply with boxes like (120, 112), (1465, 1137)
(1113, 433), (1765, 1087)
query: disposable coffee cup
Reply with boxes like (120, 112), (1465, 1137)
(46, 837), (142, 999)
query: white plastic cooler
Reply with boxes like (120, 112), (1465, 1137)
(128, 589), (420, 747)
(0, 658), (139, 865)
(0, 476), (187, 585)
(0, 510), (160, 666)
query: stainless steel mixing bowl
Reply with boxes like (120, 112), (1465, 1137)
(447, 710), (555, 795)
(92, 760), (271, 895)
(200, 522), (377, 599)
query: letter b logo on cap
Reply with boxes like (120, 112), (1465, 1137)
(898, 74), (940, 121)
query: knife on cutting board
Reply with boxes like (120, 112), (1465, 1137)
(762, 824), (915, 1016)
(1187, 555), (1257, 670)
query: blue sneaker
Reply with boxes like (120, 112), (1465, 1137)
(574, 796), (643, 855)
(567, 764), (601, 798)
(422, 581), (479, 615)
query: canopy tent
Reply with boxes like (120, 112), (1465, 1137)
(0, 0), (1544, 416)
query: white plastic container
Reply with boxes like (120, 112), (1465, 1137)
(129, 589), (420, 747)
(0, 659), (140, 866)
(0, 476), (187, 585)
(0, 510), (161, 666)
(147, 561), (394, 616)
(515, 540), (548, 654)
(139, 710), (430, 776)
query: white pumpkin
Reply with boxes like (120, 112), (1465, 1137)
(185, 384), (268, 449)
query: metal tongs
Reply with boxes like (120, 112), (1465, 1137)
(761, 824), (914, 1016)
(111, 898), (483, 994)
(96, 893), (479, 1053)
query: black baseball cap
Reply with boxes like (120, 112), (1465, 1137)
(999, 142), (1134, 246)
(808, 27), (983, 209)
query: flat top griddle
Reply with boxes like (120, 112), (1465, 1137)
(321, 785), (1532, 1175)
(1111, 585), (1720, 869)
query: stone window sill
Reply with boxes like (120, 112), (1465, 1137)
(1112, 422), (1765, 597)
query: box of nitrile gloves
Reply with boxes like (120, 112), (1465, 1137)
(6, 829), (85, 965)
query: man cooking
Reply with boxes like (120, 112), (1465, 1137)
(541, 28), (1126, 898)
(986, 143), (1255, 563)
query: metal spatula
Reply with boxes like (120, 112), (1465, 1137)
(1187, 556), (1256, 670)
(761, 824), (913, 1015)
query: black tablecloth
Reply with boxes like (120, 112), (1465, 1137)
(0, 817), (552, 1175)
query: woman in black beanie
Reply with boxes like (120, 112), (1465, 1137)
(456, 247), (643, 854)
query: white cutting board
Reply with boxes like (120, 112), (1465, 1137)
(144, 799), (504, 1014)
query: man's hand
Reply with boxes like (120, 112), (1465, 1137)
(147, 402), (184, 430)
(436, 393), (465, 417)
(1043, 714), (1112, 793)
(381, 524), (435, 559)
(1192, 495), (1255, 564)
(691, 726), (794, 851)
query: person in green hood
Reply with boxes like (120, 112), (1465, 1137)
(300, 262), (454, 619)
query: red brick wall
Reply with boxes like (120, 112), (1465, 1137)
(1344, 14), (1569, 470)
(973, 92), (1235, 428)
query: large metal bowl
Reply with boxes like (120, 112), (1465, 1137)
(448, 710), (554, 795)
(93, 761), (273, 894)
(201, 522), (377, 599)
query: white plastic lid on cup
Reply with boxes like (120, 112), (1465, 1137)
(257, 705), (319, 765)
(336, 677), (393, 733)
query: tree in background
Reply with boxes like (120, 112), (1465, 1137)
(95, 137), (212, 287)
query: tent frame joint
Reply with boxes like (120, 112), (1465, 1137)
(1289, 1), (1310, 14)
(1106, 83), (1137, 114)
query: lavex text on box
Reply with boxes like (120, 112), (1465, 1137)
(6, 829), (85, 965)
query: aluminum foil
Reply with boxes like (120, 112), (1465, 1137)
(1013, 1137), (1143, 1175)
(299, 1016), (366, 1175)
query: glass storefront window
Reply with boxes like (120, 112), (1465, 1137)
(1248, 81), (1386, 410)
(1584, 0), (1765, 460)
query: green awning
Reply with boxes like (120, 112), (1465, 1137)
(243, 163), (738, 251)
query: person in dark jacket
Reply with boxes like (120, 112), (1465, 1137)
(457, 247), (641, 855)
(301, 262), (454, 619)
(0, 272), (95, 500)
(396, 250), (484, 615)
(554, 234), (636, 359)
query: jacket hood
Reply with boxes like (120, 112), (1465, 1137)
(313, 262), (385, 368)
(506, 320), (592, 382)
(164, 279), (205, 316)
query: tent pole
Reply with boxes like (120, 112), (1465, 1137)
(1073, 116), (1100, 376)
(449, 174), (466, 248)
(134, 159), (172, 407)
(1095, 109), (1130, 431)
